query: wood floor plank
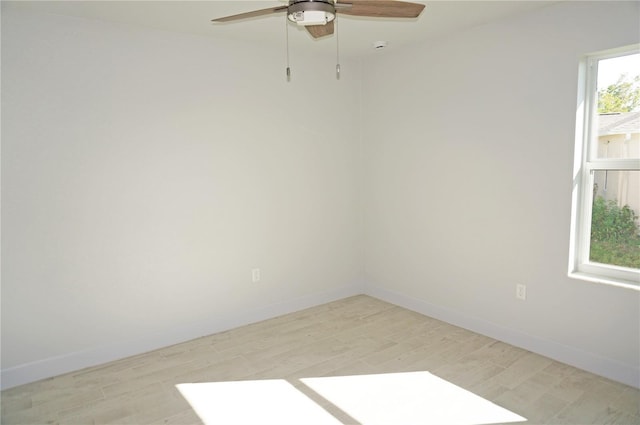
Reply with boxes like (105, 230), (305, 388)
(2, 295), (638, 425)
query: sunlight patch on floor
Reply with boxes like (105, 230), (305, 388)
(176, 379), (342, 425)
(177, 371), (527, 425)
(301, 371), (527, 425)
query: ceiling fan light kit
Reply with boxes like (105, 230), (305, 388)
(288, 1), (336, 26)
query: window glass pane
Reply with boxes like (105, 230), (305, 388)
(590, 170), (640, 269)
(595, 53), (640, 159)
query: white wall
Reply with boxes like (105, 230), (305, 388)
(362, 1), (640, 388)
(3, 1), (640, 391)
(1, 6), (363, 388)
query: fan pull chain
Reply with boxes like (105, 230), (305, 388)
(285, 15), (291, 82)
(335, 14), (340, 80)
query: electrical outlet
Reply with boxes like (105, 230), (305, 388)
(252, 268), (261, 283)
(516, 284), (527, 300)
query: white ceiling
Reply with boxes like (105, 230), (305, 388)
(6, 1), (560, 56)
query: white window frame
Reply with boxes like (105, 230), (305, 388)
(569, 44), (640, 290)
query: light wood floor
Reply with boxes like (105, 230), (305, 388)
(2, 295), (639, 424)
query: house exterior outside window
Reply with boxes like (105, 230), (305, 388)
(594, 112), (639, 217)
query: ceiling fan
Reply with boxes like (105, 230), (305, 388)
(211, 0), (426, 39)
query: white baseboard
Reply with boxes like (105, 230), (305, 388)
(365, 284), (640, 389)
(4, 282), (637, 391)
(0, 283), (364, 390)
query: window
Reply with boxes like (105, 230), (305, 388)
(569, 45), (640, 289)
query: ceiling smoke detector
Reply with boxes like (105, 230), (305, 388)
(373, 41), (388, 50)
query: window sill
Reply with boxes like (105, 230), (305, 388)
(568, 271), (640, 291)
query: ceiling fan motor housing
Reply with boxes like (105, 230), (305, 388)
(288, 0), (336, 26)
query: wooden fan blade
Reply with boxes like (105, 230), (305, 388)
(306, 21), (335, 38)
(212, 6), (288, 22)
(336, 1), (425, 18)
